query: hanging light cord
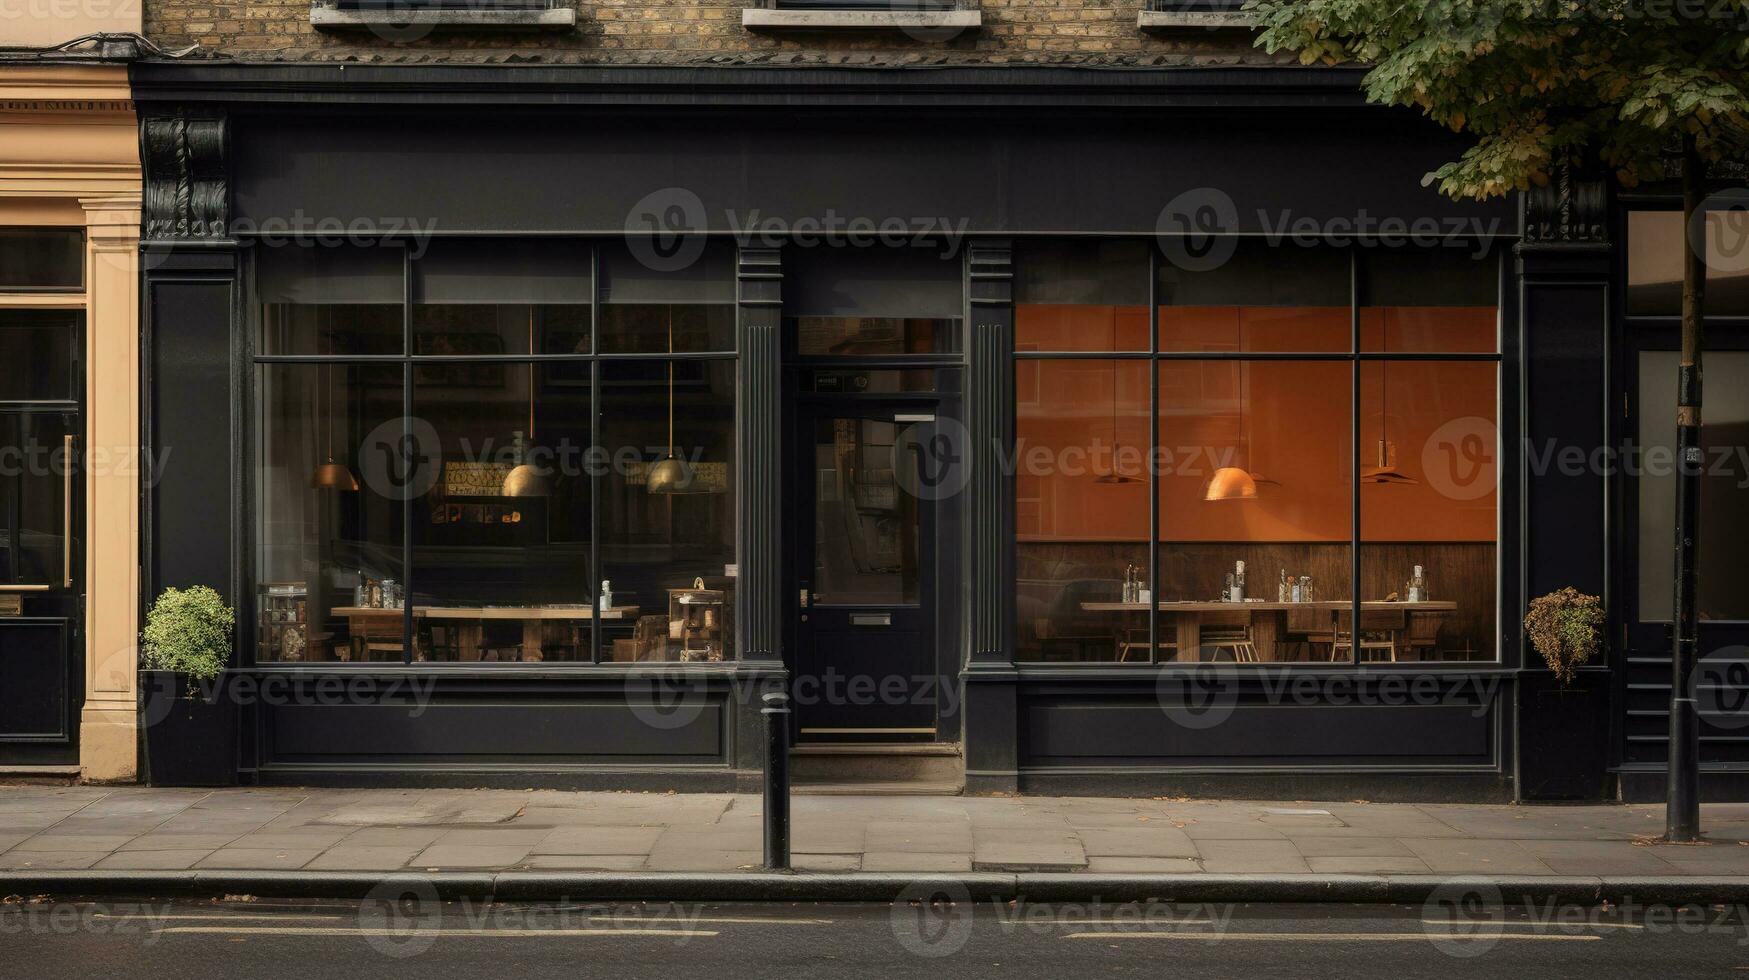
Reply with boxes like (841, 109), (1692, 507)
(527, 309), (536, 445)
(667, 306), (676, 458)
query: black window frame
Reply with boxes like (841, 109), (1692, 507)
(1012, 236), (1508, 672)
(244, 236), (740, 670)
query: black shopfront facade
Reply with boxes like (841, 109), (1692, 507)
(130, 62), (1715, 803)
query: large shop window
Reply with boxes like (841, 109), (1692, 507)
(1016, 239), (1501, 665)
(253, 240), (738, 665)
(1637, 350), (1749, 622)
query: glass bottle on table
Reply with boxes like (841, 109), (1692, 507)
(1408, 565), (1427, 603)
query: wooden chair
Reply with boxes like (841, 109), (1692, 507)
(1198, 610), (1258, 663)
(1117, 627), (1179, 662)
(1333, 609), (1407, 663)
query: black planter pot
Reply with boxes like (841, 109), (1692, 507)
(1517, 668), (1612, 802)
(139, 670), (237, 787)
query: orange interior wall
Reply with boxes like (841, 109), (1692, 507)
(1016, 304), (1498, 545)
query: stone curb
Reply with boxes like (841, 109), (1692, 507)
(4, 871), (1749, 905)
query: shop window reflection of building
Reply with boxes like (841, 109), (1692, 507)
(252, 240), (739, 667)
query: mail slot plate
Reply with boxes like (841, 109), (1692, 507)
(851, 613), (892, 627)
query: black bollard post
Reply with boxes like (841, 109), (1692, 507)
(762, 689), (791, 870)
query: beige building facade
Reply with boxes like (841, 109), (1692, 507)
(1, 39), (143, 779)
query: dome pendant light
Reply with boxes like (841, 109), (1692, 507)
(1204, 318), (1274, 502)
(647, 305), (699, 494)
(503, 310), (552, 497)
(311, 359), (360, 491)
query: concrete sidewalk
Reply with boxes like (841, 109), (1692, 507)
(1, 786), (1746, 878)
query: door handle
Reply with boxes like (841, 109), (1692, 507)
(62, 433), (72, 589)
(851, 613), (892, 628)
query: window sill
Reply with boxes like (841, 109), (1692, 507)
(1136, 9), (1258, 31)
(311, 4), (578, 31)
(741, 8), (982, 31)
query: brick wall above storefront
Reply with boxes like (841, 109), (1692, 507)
(143, 0), (1280, 66)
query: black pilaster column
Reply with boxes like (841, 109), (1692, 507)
(141, 108), (238, 606)
(733, 244), (786, 781)
(1513, 166), (1615, 802)
(962, 239), (1019, 794)
(140, 107), (243, 784)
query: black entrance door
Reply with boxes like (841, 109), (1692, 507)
(0, 408), (82, 766)
(1620, 327), (1749, 774)
(791, 403), (941, 742)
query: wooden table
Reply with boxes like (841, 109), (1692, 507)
(334, 605), (640, 662)
(1079, 600), (1457, 662)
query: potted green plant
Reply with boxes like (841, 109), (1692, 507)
(1517, 588), (1610, 802)
(139, 586), (237, 786)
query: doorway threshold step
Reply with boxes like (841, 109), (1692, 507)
(791, 742), (964, 787)
(793, 779), (964, 796)
(792, 743), (961, 756)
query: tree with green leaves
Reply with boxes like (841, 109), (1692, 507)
(1248, 0), (1749, 840)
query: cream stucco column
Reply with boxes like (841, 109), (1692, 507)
(78, 196), (143, 783)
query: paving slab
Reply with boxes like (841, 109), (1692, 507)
(1518, 839), (1681, 875)
(1178, 821), (1288, 841)
(1287, 835), (1418, 858)
(115, 833), (243, 851)
(1305, 856), (1434, 874)
(0, 851), (107, 869)
(1076, 827), (1198, 858)
(224, 829), (354, 850)
(794, 853), (861, 872)
(411, 844), (535, 869)
(304, 846), (423, 871)
(1085, 856), (1202, 873)
(337, 827), (448, 848)
(95, 849), (213, 870)
(433, 828), (554, 847)
(1401, 837), (1553, 875)
(522, 854), (649, 870)
(864, 821), (973, 853)
(1195, 839), (1311, 874)
(971, 839), (1087, 870)
(531, 826), (663, 856)
(1654, 842), (1749, 873)
(644, 848), (761, 871)
(860, 852), (974, 872)
(196, 848), (321, 870)
(10, 834), (137, 852)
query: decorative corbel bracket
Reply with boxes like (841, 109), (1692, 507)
(1521, 162), (1609, 247)
(142, 110), (230, 244)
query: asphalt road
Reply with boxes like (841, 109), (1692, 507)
(3, 896), (1748, 978)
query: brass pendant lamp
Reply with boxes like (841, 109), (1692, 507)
(310, 359), (360, 491)
(1093, 310), (1140, 485)
(1360, 326), (1419, 486)
(646, 306), (699, 494)
(503, 310), (552, 497)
